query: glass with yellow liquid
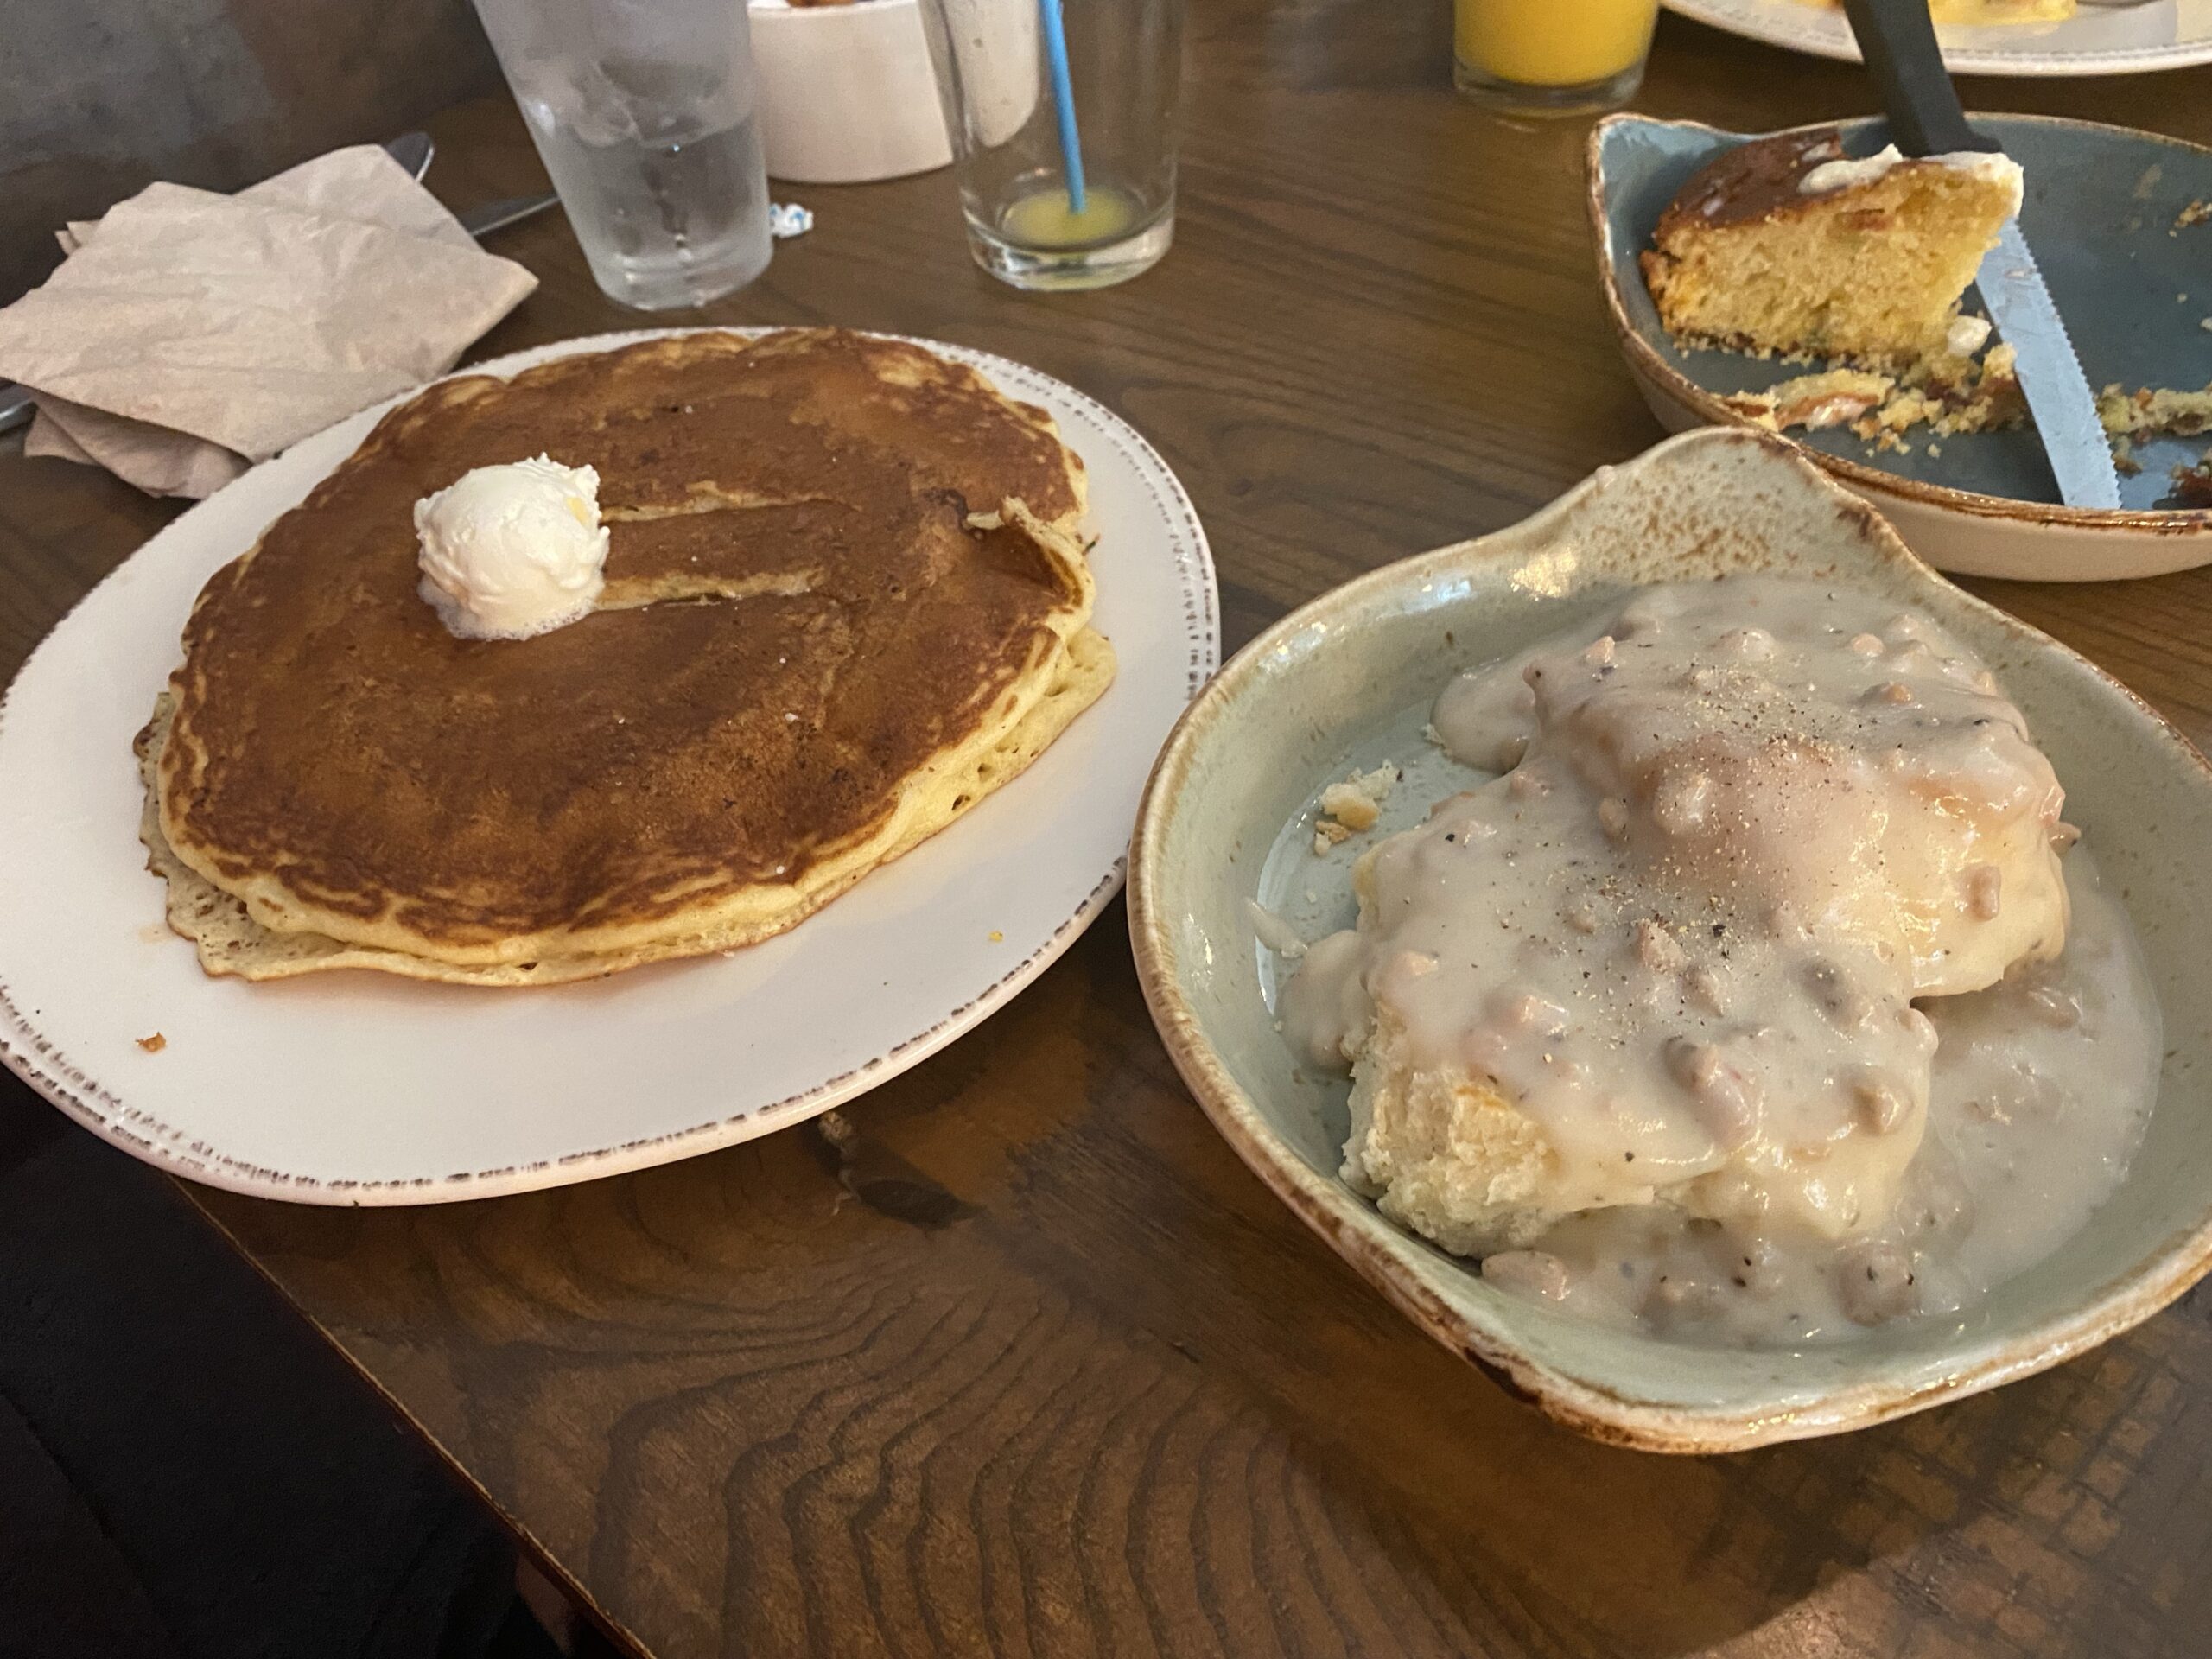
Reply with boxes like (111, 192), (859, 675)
(919, 0), (1182, 290)
(1454, 0), (1661, 114)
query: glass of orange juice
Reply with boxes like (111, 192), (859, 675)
(1454, 0), (1661, 114)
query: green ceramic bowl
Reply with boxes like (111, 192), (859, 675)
(1128, 427), (2212, 1452)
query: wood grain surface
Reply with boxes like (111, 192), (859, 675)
(7, 3), (2212, 1655)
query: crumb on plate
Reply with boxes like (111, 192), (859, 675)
(2171, 451), (2212, 509)
(1720, 369), (1893, 433)
(1313, 762), (1401, 852)
(2100, 379), (2212, 439)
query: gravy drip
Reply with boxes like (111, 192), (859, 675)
(1497, 854), (2154, 1343)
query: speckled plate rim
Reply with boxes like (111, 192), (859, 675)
(1663, 0), (2212, 76)
(1127, 426), (2212, 1452)
(0, 326), (1219, 1205)
(1586, 113), (2212, 567)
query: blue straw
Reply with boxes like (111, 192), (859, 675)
(1038, 0), (1087, 214)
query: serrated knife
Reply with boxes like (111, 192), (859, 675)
(1839, 0), (2120, 509)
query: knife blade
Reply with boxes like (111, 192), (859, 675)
(1975, 221), (2120, 510)
(1840, 0), (2120, 509)
(458, 190), (559, 239)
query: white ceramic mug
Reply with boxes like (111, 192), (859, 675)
(750, 0), (953, 184)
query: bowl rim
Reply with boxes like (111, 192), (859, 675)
(1126, 425), (2212, 1452)
(1584, 110), (2212, 537)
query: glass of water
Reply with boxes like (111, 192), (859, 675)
(472, 0), (773, 311)
(918, 0), (1183, 291)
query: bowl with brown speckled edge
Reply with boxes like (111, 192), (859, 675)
(1128, 426), (2212, 1452)
(1587, 113), (2212, 584)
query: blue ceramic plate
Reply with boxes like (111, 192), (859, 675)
(1589, 113), (2212, 581)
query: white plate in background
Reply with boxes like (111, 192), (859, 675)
(1664, 0), (2212, 75)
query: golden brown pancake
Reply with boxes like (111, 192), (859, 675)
(150, 328), (1112, 980)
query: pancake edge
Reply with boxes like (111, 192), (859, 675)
(141, 625), (1116, 986)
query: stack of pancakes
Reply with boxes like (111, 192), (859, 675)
(142, 328), (1115, 984)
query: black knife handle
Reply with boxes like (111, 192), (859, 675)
(1838, 0), (1999, 157)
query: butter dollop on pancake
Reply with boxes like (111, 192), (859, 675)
(146, 328), (1113, 983)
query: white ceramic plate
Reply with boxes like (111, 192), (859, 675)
(0, 328), (1217, 1204)
(1665, 0), (2212, 75)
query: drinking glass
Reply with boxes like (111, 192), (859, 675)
(1453, 0), (1660, 115)
(918, 0), (1184, 291)
(472, 0), (774, 311)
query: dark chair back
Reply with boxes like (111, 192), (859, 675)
(0, 0), (499, 303)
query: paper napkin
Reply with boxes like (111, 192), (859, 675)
(0, 145), (537, 498)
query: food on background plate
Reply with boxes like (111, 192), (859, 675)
(1719, 356), (2025, 454)
(1716, 368), (1895, 433)
(2169, 458), (2212, 506)
(143, 328), (1115, 985)
(1641, 130), (2020, 373)
(1643, 129), (2036, 453)
(2099, 378), (2212, 442)
(2100, 378), (2212, 498)
(1275, 577), (2158, 1345)
(1793, 0), (2073, 21)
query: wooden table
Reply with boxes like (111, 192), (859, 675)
(8, 5), (2212, 1654)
